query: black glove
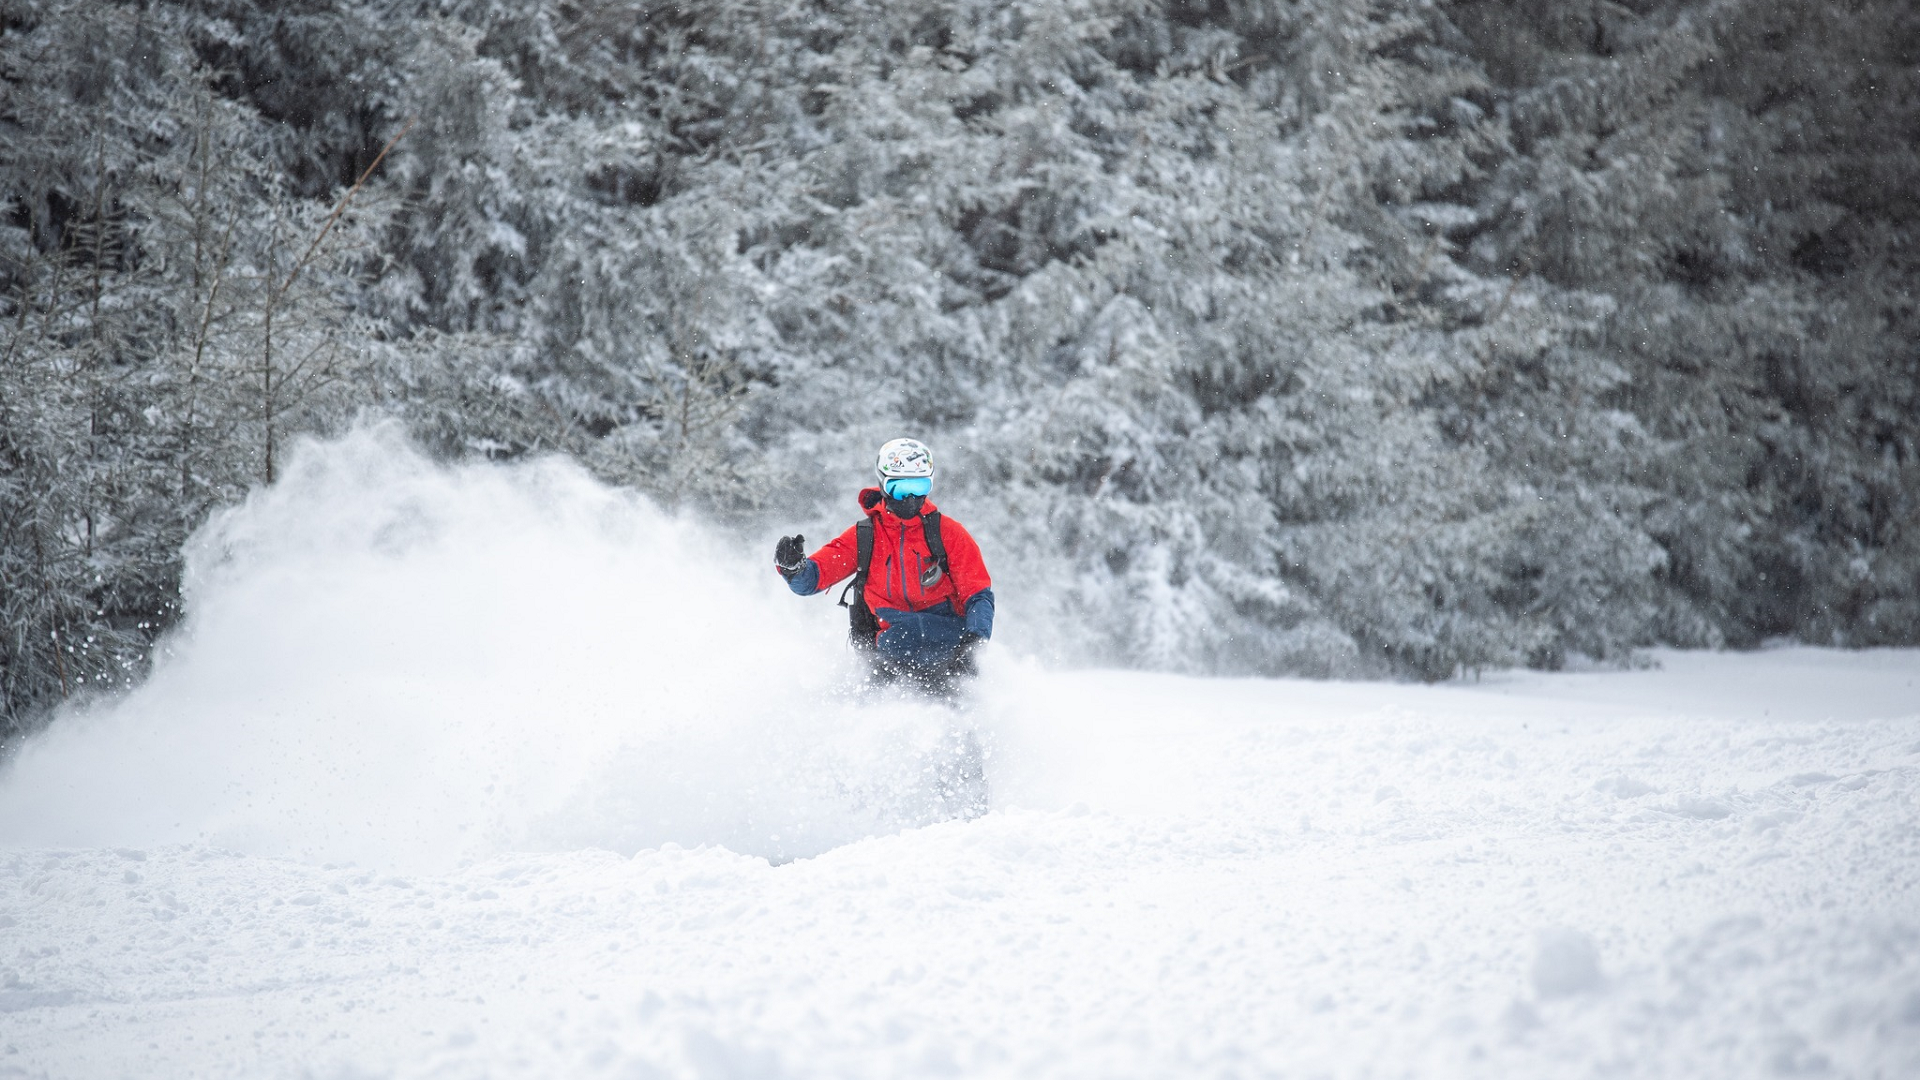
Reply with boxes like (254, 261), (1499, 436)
(775, 534), (806, 578)
(955, 632), (984, 659)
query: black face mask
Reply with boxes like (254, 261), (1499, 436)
(884, 493), (926, 519)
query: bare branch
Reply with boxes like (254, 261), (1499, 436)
(280, 117), (416, 298)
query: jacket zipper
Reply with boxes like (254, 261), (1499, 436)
(898, 525), (910, 606)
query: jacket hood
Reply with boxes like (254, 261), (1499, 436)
(859, 486), (940, 520)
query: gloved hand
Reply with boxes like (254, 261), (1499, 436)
(955, 632), (984, 660)
(775, 534), (806, 578)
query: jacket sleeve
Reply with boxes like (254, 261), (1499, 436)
(962, 588), (995, 638)
(782, 561), (820, 594)
(940, 517), (993, 623)
(796, 524), (862, 597)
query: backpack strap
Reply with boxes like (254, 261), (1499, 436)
(921, 510), (950, 577)
(839, 519), (879, 647)
(838, 520), (875, 607)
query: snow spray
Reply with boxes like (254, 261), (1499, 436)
(0, 424), (980, 870)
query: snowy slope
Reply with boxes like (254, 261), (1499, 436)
(3, 432), (1917, 1079)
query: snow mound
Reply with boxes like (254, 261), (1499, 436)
(0, 425), (978, 869)
(1531, 927), (1604, 998)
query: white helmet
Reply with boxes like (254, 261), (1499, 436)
(875, 437), (935, 481)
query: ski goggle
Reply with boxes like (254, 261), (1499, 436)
(882, 476), (932, 499)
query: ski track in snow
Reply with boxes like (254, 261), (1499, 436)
(2, 432), (1918, 1079)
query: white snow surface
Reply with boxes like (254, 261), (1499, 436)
(3, 429), (1919, 1079)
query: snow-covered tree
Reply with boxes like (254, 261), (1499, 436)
(5, 0), (1918, 730)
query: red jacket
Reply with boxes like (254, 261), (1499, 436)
(808, 488), (991, 626)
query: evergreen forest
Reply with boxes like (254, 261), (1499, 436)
(4, 0), (1918, 735)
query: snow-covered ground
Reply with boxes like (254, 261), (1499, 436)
(3, 431), (1918, 1079)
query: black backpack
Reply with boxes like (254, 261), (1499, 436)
(839, 511), (949, 648)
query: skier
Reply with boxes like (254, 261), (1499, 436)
(774, 438), (994, 694)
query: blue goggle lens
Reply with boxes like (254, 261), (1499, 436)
(883, 476), (932, 499)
